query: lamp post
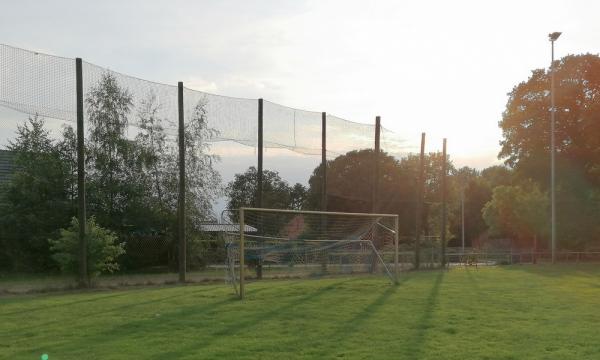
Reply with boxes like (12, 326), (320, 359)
(549, 31), (561, 264)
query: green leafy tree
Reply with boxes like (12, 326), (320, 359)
(499, 54), (600, 248)
(49, 216), (125, 278)
(447, 166), (514, 248)
(182, 98), (222, 225)
(305, 149), (453, 239)
(56, 125), (78, 210)
(226, 166), (298, 217)
(131, 94), (222, 269)
(0, 115), (72, 271)
(290, 183), (307, 210)
(86, 72), (139, 230)
(482, 183), (549, 248)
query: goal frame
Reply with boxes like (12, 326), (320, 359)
(237, 207), (400, 299)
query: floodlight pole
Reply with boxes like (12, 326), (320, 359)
(549, 32), (561, 264)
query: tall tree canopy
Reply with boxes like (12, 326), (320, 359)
(305, 149), (453, 237)
(225, 166), (306, 221)
(500, 54), (600, 186)
(499, 54), (600, 248)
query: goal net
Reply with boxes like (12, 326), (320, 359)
(224, 208), (399, 298)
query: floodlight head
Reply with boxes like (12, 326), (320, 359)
(549, 32), (562, 41)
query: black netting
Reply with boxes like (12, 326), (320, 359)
(0, 44), (430, 292)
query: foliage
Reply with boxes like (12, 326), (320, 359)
(446, 165), (514, 247)
(0, 74), (223, 273)
(482, 183), (549, 247)
(49, 217), (125, 278)
(306, 149), (454, 237)
(85, 72), (139, 230)
(84, 77), (222, 270)
(499, 54), (600, 185)
(498, 54), (600, 247)
(0, 115), (73, 271)
(225, 166), (307, 220)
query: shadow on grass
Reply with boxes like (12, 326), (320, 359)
(145, 278), (358, 359)
(407, 270), (444, 360)
(500, 263), (600, 278)
(12, 285), (275, 359)
(5, 285), (221, 334)
(0, 290), (136, 316)
(318, 277), (411, 357)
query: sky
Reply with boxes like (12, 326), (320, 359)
(1, 0), (600, 171)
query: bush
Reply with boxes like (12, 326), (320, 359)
(49, 217), (125, 278)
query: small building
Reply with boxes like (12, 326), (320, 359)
(199, 223), (257, 234)
(0, 150), (15, 186)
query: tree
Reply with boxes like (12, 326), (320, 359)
(49, 216), (125, 279)
(0, 115), (72, 271)
(305, 149), (454, 239)
(447, 165), (515, 248)
(289, 183), (307, 210)
(124, 93), (222, 269)
(306, 149), (404, 214)
(86, 72), (139, 230)
(226, 166), (299, 218)
(482, 183), (549, 249)
(499, 54), (600, 248)
(182, 98), (222, 225)
(56, 125), (78, 211)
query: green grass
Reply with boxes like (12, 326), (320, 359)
(2, 265), (600, 359)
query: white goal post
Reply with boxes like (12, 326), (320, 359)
(225, 207), (399, 299)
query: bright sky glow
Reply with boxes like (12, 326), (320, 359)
(1, 0), (600, 168)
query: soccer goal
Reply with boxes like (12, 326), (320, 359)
(224, 208), (399, 299)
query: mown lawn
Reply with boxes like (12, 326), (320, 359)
(2, 265), (600, 359)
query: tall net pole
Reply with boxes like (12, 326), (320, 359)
(256, 98), (264, 279)
(415, 132), (426, 269)
(373, 116), (381, 213)
(76, 57), (88, 287)
(394, 215), (399, 282)
(321, 112), (327, 212)
(239, 208), (245, 299)
(441, 138), (447, 268)
(177, 81), (186, 283)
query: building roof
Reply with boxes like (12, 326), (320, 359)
(0, 150), (15, 185)
(200, 223), (257, 233)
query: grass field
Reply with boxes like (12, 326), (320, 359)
(2, 265), (600, 359)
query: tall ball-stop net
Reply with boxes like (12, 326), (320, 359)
(0, 44), (423, 291)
